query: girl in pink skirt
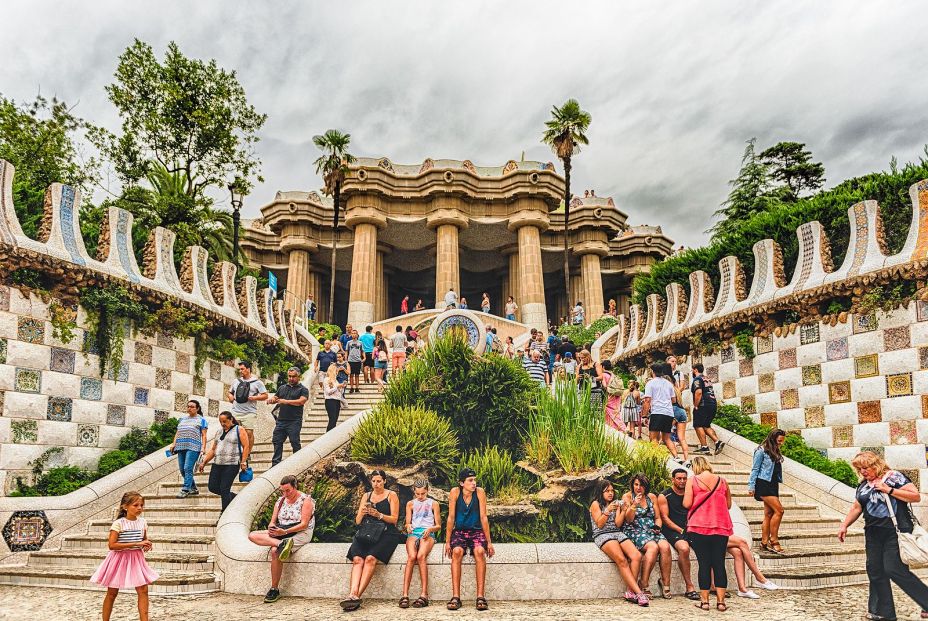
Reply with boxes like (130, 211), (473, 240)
(90, 491), (159, 621)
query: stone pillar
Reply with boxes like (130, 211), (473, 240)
(569, 274), (582, 309)
(516, 225), (547, 331)
(285, 248), (311, 315)
(579, 253), (605, 320)
(427, 206), (468, 309)
(346, 207), (387, 327)
(508, 251), (521, 315)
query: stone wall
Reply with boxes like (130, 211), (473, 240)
(594, 180), (928, 489)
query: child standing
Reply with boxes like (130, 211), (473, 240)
(622, 380), (643, 439)
(399, 480), (441, 608)
(90, 491), (159, 621)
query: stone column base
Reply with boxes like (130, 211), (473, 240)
(347, 301), (374, 327)
(521, 302), (547, 333)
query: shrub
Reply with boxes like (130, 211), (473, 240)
(458, 446), (528, 500)
(306, 321), (341, 342)
(557, 316), (618, 347)
(30, 466), (95, 496)
(383, 332), (539, 455)
(351, 403), (460, 477)
(621, 440), (672, 494)
(97, 450), (137, 477)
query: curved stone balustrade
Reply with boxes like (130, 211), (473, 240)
(0, 159), (304, 359)
(593, 180), (928, 362)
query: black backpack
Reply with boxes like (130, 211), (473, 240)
(235, 379), (254, 404)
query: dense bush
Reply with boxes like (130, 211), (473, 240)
(350, 403), (460, 477)
(383, 332), (540, 455)
(557, 316), (618, 347)
(305, 321), (341, 342)
(713, 404), (857, 487)
(97, 450), (138, 477)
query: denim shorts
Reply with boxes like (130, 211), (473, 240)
(672, 405), (688, 423)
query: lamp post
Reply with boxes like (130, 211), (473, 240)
(228, 178), (244, 268)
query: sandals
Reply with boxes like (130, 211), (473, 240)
(717, 602), (728, 612)
(339, 597), (362, 611)
(447, 597), (462, 611)
(695, 601), (710, 611)
(684, 591), (701, 601)
(769, 540), (785, 554)
(412, 597), (429, 608)
(398, 596), (410, 609)
(658, 578), (672, 599)
(476, 596), (489, 611)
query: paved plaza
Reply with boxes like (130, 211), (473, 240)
(0, 584), (915, 621)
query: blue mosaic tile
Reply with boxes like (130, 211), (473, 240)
(80, 377), (103, 401)
(82, 331), (100, 355)
(46, 397), (72, 422)
(133, 387), (149, 406)
(106, 360), (129, 383)
(17, 317), (44, 344)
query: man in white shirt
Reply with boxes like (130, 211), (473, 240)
(572, 301), (585, 325)
(640, 362), (681, 461)
(444, 288), (458, 309)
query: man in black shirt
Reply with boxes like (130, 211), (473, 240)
(557, 335), (577, 360)
(656, 469), (699, 599)
(267, 367), (309, 466)
(691, 363), (724, 455)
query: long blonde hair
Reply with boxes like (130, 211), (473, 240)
(690, 456), (713, 475)
(325, 364), (338, 383)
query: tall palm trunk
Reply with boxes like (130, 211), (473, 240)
(328, 181), (340, 322)
(562, 156), (572, 315)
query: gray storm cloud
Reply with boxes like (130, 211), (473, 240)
(1, 0), (925, 247)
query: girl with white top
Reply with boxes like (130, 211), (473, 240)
(400, 480), (441, 608)
(323, 364), (347, 431)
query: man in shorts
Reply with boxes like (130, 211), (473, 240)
(656, 468), (699, 600)
(345, 330), (363, 393)
(445, 468), (494, 611)
(228, 360), (268, 447)
(692, 363), (724, 455)
(389, 324), (407, 373)
(359, 325), (376, 384)
(640, 362), (681, 462)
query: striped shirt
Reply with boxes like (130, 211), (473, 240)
(523, 359), (548, 385)
(174, 415), (207, 452)
(111, 517), (146, 544)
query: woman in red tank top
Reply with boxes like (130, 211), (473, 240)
(684, 456), (733, 612)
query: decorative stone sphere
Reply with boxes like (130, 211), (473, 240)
(428, 308), (487, 354)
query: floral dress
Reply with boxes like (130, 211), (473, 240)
(622, 496), (666, 550)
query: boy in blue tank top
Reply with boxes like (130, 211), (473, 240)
(444, 468), (494, 611)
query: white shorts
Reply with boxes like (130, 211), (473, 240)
(236, 412), (257, 430)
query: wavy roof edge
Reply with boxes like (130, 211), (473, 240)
(353, 156), (558, 177)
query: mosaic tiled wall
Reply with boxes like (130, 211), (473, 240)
(676, 302), (928, 490)
(0, 285), (239, 496)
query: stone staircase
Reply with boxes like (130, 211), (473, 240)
(686, 430), (879, 589)
(0, 382), (383, 594)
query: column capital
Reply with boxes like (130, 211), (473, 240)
(572, 240), (610, 257)
(426, 209), (469, 231)
(345, 207), (388, 231)
(507, 210), (549, 233)
(279, 237), (318, 253)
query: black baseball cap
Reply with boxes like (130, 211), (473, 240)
(458, 468), (477, 482)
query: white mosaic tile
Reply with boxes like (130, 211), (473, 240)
(801, 426), (833, 449)
(798, 384), (828, 407)
(879, 349), (918, 375)
(778, 408), (805, 430)
(820, 358), (854, 383)
(881, 395), (921, 422)
(853, 421), (890, 446)
(775, 367), (802, 390)
(885, 444), (925, 469)
(852, 376), (887, 402)
(824, 402), (857, 427)
(796, 342), (826, 367)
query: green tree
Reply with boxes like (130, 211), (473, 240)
(313, 130), (355, 321)
(711, 138), (779, 240)
(759, 141), (825, 200)
(541, 99), (592, 307)
(0, 94), (101, 238)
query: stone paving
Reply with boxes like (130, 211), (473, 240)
(0, 584), (921, 621)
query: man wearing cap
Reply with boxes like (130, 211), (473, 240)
(445, 468), (494, 611)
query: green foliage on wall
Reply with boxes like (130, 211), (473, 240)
(557, 316), (618, 347)
(80, 284), (148, 377)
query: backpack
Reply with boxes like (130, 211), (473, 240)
(234, 379), (254, 404)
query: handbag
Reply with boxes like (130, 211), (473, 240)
(235, 425), (254, 483)
(881, 485), (928, 567)
(353, 492), (388, 545)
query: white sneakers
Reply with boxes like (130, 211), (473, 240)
(737, 590), (760, 599)
(757, 580), (780, 590)
(737, 581), (779, 600)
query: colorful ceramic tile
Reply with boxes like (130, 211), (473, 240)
(761, 412), (778, 427)
(918, 301), (928, 322)
(79, 377), (103, 401)
(829, 380), (852, 404)
(858, 401), (882, 424)
(801, 364), (822, 386)
(720, 346), (735, 364)
(862, 445), (885, 458)
(49, 347), (75, 374)
(704, 366), (719, 384)
(805, 406), (825, 427)
(176, 352), (190, 374)
(923, 395), (928, 419)
(779, 348), (797, 369)
(11, 419), (38, 443)
(17, 317), (44, 344)
(1, 510), (53, 552)
(107, 361), (129, 382)
(134, 387), (149, 406)
(900, 468), (920, 488)
(193, 376), (205, 395)
(832, 425), (853, 448)
(739, 358), (753, 378)
(155, 368), (171, 390)
(157, 332), (174, 348)
(46, 397), (72, 422)
(134, 342), (152, 366)
(77, 424), (98, 447)
(886, 372), (914, 398)
(854, 313), (878, 333)
(890, 420), (917, 445)
(884, 326), (911, 351)
(741, 395), (756, 415)
(800, 323), (820, 345)
(756, 336), (773, 355)
(826, 337), (849, 361)
(14, 368), (41, 393)
(0, 338), (6, 365)
(154, 410), (169, 425)
(208, 398), (219, 417)
(758, 373), (775, 393)
(723, 381), (736, 399)
(855, 354), (880, 379)
(82, 330), (100, 355)
(0, 285), (9, 312)
(106, 404), (126, 426)
(781, 388), (799, 409)
(174, 392), (188, 412)
(209, 360), (221, 381)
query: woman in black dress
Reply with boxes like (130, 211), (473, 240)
(342, 470), (400, 611)
(748, 429), (786, 553)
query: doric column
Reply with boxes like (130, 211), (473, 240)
(280, 235), (318, 317)
(580, 253), (605, 320)
(346, 207), (387, 327)
(504, 248), (521, 316)
(427, 205), (468, 309)
(509, 210), (549, 332)
(569, 273), (582, 310)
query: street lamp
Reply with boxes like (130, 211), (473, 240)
(228, 177), (244, 268)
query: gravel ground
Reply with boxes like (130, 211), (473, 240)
(0, 583), (925, 621)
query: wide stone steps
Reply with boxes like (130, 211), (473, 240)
(760, 562), (928, 589)
(755, 543), (868, 568)
(60, 533), (216, 553)
(0, 565), (220, 595)
(87, 518), (217, 536)
(27, 550), (215, 572)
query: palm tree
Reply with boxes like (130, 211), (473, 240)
(541, 99), (592, 310)
(313, 130), (355, 322)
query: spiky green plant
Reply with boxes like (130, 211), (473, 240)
(458, 445), (529, 501)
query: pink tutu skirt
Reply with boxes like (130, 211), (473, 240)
(90, 548), (159, 589)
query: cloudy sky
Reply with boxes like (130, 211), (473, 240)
(2, 1), (926, 247)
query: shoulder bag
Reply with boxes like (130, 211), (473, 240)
(881, 480), (928, 567)
(354, 492), (388, 545)
(235, 425), (254, 483)
(683, 476), (721, 539)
